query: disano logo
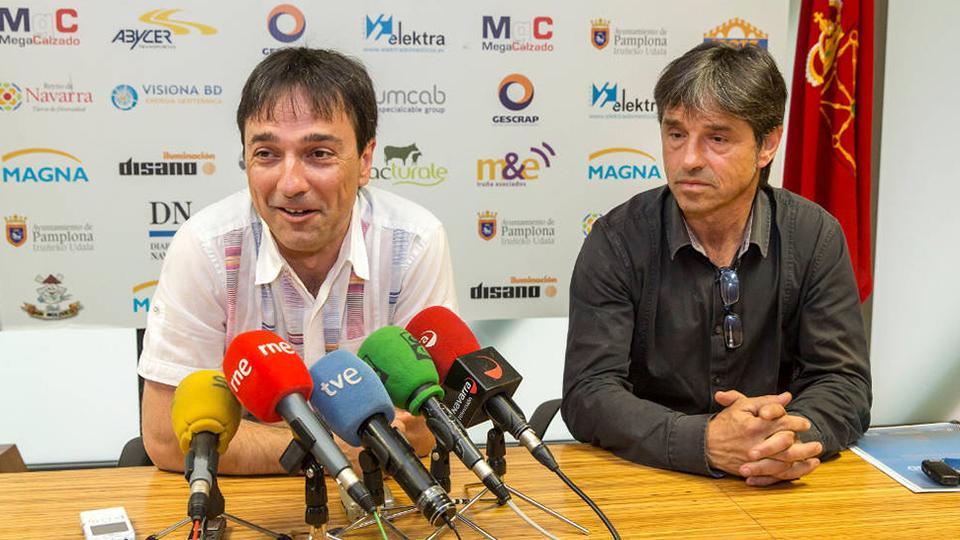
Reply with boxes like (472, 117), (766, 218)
(363, 13), (446, 53)
(588, 148), (662, 181)
(112, 8), (217, 50)
(371, 143), (447, 187)
(470, 276), (559, 300)
(704, 18), (768, 49)
(476, 142), (555, 187)
(2, 148), (89, 184)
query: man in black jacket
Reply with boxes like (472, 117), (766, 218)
(562, 42), (871, 486)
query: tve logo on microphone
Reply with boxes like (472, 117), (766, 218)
(316, 367), (363, 397)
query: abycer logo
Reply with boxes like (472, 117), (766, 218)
(2, 148), (89, 184)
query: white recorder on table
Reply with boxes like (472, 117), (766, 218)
(79, 506), (135, 540)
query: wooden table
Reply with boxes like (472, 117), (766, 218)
(0, 444), (953, 539)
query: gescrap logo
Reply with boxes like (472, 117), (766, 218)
(112, 8), (217, 50)
(268, 4), (305, 43)
(0, 7), (80, 48)
(2, 148), (89, 184)
(493, 73), (539, 125)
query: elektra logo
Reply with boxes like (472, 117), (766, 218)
(470, 276), (559, 300)
(377, 84), (446, 115)
(22, 273), (83, 320)
(4, 79), (92, 113)
(119, 151), (216, 177)
(363, 13), (446, 53)
(112, 9), (217, 50)
(589, 82), (657, 119)
(493, 73), (539, 125)
(481, 15), (553, 53)
(704, 18), (768, 49)
(0, 7), (80, 48)
(371, 143), (447, 187)
(590, 17), (667, 56)
(588, 148), (662, 181)
(110, 83), (223, 108)
(2, 148), (89, 184)
(476, 142), (555, 187)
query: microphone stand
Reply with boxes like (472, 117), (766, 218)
(146, 447), (291, 540)
(424, 445), (496, 540)
(458, 427), (589, 537)
(279, 438), (333, 540)
(327, 449), (415, 539)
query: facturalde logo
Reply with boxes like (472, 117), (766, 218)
(112, 84), (138, 110)
(371, 143), (448, 187)
(267, 4), (305, 43)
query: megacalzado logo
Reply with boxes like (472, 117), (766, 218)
(2, 148), (88, 184)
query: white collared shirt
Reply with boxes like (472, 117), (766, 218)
(138, 186), (457, 386)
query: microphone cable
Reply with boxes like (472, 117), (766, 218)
(555, 468), (621, 540)
(371, 510), (388, 540)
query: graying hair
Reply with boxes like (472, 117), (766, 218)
(654, 42), (786, 185)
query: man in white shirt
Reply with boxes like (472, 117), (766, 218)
(138, 48), (456, 474)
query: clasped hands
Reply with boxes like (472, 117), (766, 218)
(706, 390), (822, 486)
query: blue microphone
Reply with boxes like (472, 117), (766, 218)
(308, 350), (455, 526)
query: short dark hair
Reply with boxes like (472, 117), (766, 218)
(236, 47), (377, 154)
(654, 42), (786, 185)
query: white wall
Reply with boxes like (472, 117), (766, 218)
(868, 0), (960, 425)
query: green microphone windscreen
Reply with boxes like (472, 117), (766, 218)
(358, 326), (444, 415)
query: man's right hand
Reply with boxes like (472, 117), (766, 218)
(705, 390), (817, 481)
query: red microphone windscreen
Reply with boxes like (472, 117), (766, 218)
(222, 330), (312, 423)
(405, 306), (480, 382)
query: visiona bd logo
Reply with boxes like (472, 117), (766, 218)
(112, 8), (217, 50)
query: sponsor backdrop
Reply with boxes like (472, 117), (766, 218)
(1, 1), (788, 328)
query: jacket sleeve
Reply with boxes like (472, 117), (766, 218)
(785, 215), (872, 455)
(561, 218), (717, 476)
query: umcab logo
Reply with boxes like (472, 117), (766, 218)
(704, 18), (768, 49)
(363, 13), (446, 52)
(589, 82), (657, 119)
(132, 280), (157, 314)
(377, 84), (446, 116)
(2, 148), (89, 185)
(481, 15), (554, 54)
(3, 79), (93, 113)
(119, 151), (216, 177)
(492, 73), (539, 125)
(371, 143), (447, 187)
(262, 4), (305, 55)
(476, 142), (555, 188)
(112, 8), (217, 50)
(588, 148), (662, 181)
(469, 276), (559, 300)
(0, 7), (79, 48)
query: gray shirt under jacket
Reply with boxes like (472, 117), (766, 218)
(562, 185), (871, 476)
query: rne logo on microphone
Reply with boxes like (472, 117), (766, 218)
(318, 367), (363, 397)
(418, 330), (437, 348)
(257, 340), (295, 356)
(228, 358), (252, 392)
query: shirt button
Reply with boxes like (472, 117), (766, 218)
(712, 376), (721, 385)
(713, 325), (722, 335)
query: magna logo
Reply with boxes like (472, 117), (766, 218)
(2, 148), (89, 184)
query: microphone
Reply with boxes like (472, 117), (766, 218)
(308, 350), (456, 526)
(406, 306), (559, 471)
(170, 370), (242, 520)
(357, 326), (511, 503)
(222, 330), (376, 515)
